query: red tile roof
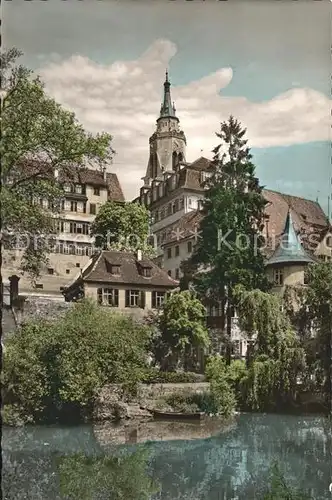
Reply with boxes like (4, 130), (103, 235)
(263, 189), (328, 237)
(11, 160), (124, 202)
(161, 190), (328, 251)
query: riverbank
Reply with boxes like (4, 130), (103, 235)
(3, 379), (328, 428)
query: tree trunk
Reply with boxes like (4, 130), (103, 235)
(225, 288), (233, 365)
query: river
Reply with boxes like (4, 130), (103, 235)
(2, 413), (331, 499)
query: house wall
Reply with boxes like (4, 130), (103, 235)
(163, 238), (194, 279)
(266, 264), (306, 295)
(150, 192), (204, 256)
(314, 231), (332, 262)
(1, 177), (117, 295)
(2, 250), (89, 294)
(84, 283), (169, 311)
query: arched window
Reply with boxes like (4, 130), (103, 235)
(172, 151), (178, 171)
(151, 153), (158, 178)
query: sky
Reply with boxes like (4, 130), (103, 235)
(3, 0), (331, 215)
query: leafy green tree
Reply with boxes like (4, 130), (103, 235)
(184, 116), (269, 363)
(2, 300), (151, 424)
(57, 449), (160, 500)
(285, 262), (332, 412)
(305, 262), (332, 413)
(91, 200), (154, 255)
(234, 287), (306, 411)
(152, 291), (210, 371)
(1, 48), (114, 278)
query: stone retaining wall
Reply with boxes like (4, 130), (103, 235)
(94, 382), (211, 422)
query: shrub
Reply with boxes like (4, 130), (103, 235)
(155, 393), (200, 413)
(142, 367), (205, 384)
(226, 359), (248, 406)
(205, 355), (236, 416)
(3, 299), (152, 424)
(190, 392), (220, 415)
(155, 391), (225, 415)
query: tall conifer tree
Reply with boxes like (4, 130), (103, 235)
(185, 116), (269, 363)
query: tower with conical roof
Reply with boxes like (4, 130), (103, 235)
(266, 208), (316, 292)
(143, 71), (186, 185)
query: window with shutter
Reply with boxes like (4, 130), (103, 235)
(152, 291), (165, 308)
(125, 290), (140, 307)
(98, 288), (119, 307)
(140, 291), (146, 309)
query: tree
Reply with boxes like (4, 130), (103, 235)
(91, 200), (154, 255)
(234, 287), (306, 411)
(2, 300), (151, 424)
(1, 48), (114, 278)
(285, 262), (332, 413)
(305, 262), (332, 413)
(205, 356), (237, 416)
(152, 291), (210, 371)
(184, 116), (269, 363)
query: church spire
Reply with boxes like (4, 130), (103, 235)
(159, 70), (177, 120)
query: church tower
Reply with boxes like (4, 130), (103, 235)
(143, 71), (186, 185)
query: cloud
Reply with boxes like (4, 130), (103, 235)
(38, 39), (330, 200)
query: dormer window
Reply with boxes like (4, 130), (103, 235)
(201, 171), (211, 183)
(141, 266), (152, 278)
(110, 265), (121, 275)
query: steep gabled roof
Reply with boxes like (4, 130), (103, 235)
(160, 190), (328, 254)
(65, 251), (179, 290)
(187, 157), (212, 171)
(9, 159), (125, 202)
(105, 172), (125, 202)
(263, 189), (328, 235)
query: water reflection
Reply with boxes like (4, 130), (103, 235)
(3, 414), (331, 500)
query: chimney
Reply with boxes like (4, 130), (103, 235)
(136, 249), (142, 261)
(102, 166), (107, 182)
(8, 274), (20, 307)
